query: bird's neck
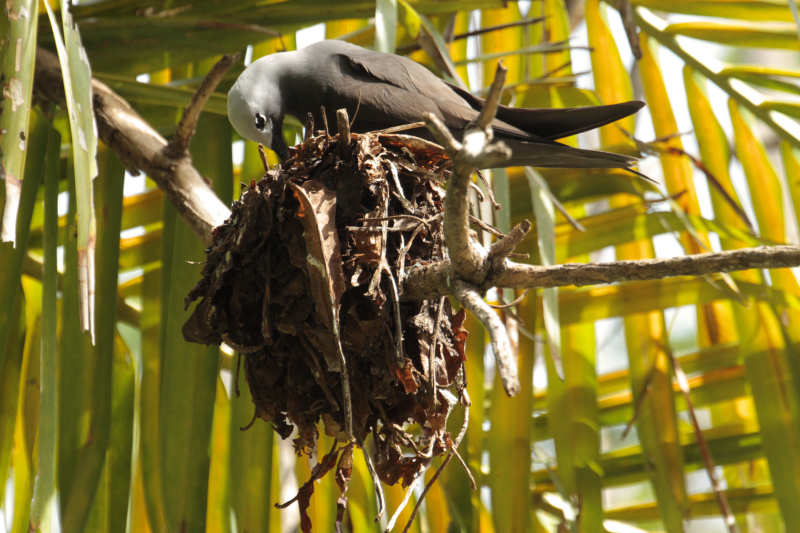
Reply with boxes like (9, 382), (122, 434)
(266, 49), (303, 82)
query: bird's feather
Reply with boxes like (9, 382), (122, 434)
(446, 83), (645, 140)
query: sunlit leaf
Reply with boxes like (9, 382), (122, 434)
(375, 0), (398, 53)
(44, 0), (98, 339)
(29, 125), (61, 532)
(631, 0), (795, 21)
(664, 21), (799, 49)
(0, 0), (39, 244)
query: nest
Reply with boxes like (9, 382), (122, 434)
(183, 128), (471, 528)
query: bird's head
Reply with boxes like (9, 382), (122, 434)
(227, 61), (289, 159)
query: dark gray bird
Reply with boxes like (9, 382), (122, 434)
(227, 39), (643, 168)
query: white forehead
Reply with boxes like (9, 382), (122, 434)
(227, 80), (255, 139)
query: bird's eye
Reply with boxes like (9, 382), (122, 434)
(254, 113), (267, 131)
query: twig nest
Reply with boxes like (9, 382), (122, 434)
(183, 130), (469, 491)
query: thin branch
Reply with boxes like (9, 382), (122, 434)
(385, 471), (425, 532)
(385, 265), (405, 369)
(429, 297), (447, 406)
(474, 61), (507, 131)
(334, 332), (354, 440)
(622, 364), (658, 439)
(489, 219), (531, 259)
(320, 105), (330, 135)
(612, 0), (642, 59)
(360, 445), (386, 522)
(663, 145), (753, 232)
(474, 170), (500, 209)
(374, 121), (427, 135)
(403, 245), (800, 300)
(337, 108), (351, 151)
(669, 352), (740, 533)
(469, 214), (505, 238)
(34, 48), (230, 242)
(451, 401), (476, 489)
(623, 129), (754, 231)
(304, 112), (315, 140)
(396, 17), (547, 56)
(400, 453), (454, 533)
(166, 53), (239, 158)
(490, 289), (530, 310)
(452, 280), (519, 396)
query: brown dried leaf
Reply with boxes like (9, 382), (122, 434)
(290, 179), (347, 371)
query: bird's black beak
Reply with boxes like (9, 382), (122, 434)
(271, 117), (289, 161)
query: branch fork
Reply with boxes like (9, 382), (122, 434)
(422, 61), (523, 396)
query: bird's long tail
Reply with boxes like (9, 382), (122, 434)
(500, 138), (637, 169)
(496, 101), (645, 140)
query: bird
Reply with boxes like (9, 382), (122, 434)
(227, 39), (644, 169)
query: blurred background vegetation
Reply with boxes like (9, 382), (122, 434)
(2, 0), (800, 532)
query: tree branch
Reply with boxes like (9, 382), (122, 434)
(34, 48), (231, 243)
(423, 62), (511, 285)
(402, 245), (800, 300)
(422, 62), (522, 395)
(166, 53), (239, 159)
(452, 280), (519, 395)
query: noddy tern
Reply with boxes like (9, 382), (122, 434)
(227, 39), (643, 169)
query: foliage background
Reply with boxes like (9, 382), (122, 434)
(2, 0), (800, 532)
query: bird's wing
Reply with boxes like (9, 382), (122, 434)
(332, 46), (530, 137)
(330, 52), (447, 127)
(296, 42), (640, 169)
(446, 82), (644, 140)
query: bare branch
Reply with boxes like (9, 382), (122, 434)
(453, 280), (519, 395)
(489, 219), (531, 259)
(424, 112), (488, 283)
(336, 108), (351, 151)
(166, 53), (239, 158)
(422, 64), (512, 286)
(403, 245), (800, 300)
(474, 61), (506, 131)
(496, 245), (800, 288)
(669, 352), (740, 533)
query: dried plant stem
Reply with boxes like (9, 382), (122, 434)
(669, 352), (740, 533)
(400, 453), (454, 533)
(489, 220), (531, 259)
(385, 472), (424, 532)
(429, 297), (447, 405)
